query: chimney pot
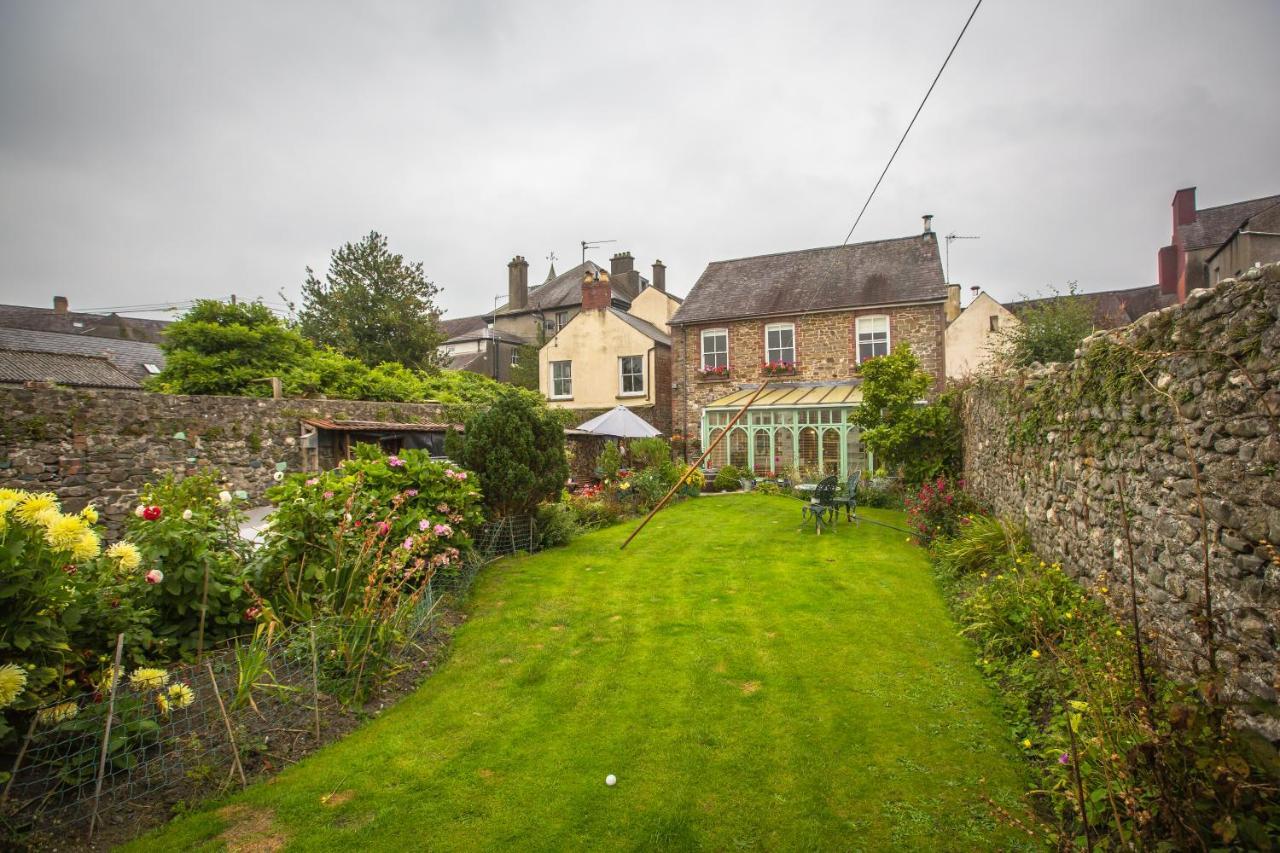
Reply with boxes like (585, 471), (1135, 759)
(651, 260), (666, 293)
(507, 255), (529, 311)
(922, 214), (934, 234)
(581, 268), (612, 311)
(970, 286), (979, 299)
(53, 296), (69, 314)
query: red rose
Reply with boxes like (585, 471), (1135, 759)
(142, 505), (162, 521)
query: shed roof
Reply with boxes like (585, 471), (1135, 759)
(0, 350), (142, 388)
(706, 380), (863, 409)
(303, 418), (457, 432)
(0, 326), (165, 381)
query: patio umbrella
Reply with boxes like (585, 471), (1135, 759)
(574, 405), (662, 438)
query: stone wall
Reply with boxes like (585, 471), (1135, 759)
(0, 387), (446, 532)
(671, 303), (946, 457)
(961, 264), (1280, 736)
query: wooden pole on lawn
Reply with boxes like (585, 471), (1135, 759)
(620, 381), (771, 550)
(206, 662), (248, 787)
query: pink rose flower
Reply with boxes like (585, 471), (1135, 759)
(305, 477), (319, 486)
(387, 455), (404, 467)
(402, 537), (414, 550)
(145, 569), (164, 584)
(433, 523), (453, 538)
(323, 490), (335, 499)
(419, 519), (431, 531)
(405, 488), (419, 497)
(375, 521), (391, 536)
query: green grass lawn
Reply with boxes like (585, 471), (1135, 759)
(126, 495), (1035, 852)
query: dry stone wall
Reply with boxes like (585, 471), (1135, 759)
(0, 387), (446, 532)
(961, 263), (1280, 737)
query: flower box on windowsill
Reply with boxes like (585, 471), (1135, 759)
(760, 361), (798, 377)
(696, 366), (730, 381)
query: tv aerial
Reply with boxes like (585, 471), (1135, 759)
(944, 232), (980, 285)
(581, 239), (616, 264)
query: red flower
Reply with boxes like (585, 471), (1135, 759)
(142, 505), (162, 521)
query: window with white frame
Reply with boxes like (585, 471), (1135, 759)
(510, 349), (520, 366)
(856, 315), (889, 363)
(550, 361), (572, 398)
(701, 329), (728, 369)
(765, 323), (795, 364)
(555, 311), (570, 333)
(619, 355), (645, 395)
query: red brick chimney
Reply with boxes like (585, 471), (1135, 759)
(53, 296), (69, 314)
(1172, 187), (1197, 227)
(581, 269), (612, 311)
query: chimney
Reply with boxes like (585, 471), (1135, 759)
(945, 283), (961, 322)
(922, 214), (933, 234)
(610, 251), (634, 278)
(582, 269), (613, 311)
(969, 285), (980, 301)
(651, 260), (666, 293)
(53, 296), (69, 314)
(507, 256), (529, 311)
(1172, 187), (1197, 228)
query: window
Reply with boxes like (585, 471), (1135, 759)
(555, 311), (570, 333)
(510, 349), (519, 366)
(988, 315), (1000, 332)
(856, 315), (889, 363)
(765, 323), (795, 364)
(701, 329), (728, 369)
(619, 355), (645, 395)
(143, 363), (162, 375)
(550, 361), (572, 398)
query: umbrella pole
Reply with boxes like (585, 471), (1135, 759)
(620, 382), (770, 550)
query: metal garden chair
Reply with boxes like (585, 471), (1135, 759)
(832, 470), (862, 523)
(801, 475), (839, 534)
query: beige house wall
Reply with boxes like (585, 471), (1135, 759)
(538, 309), (666, 417)
(629, 288), (680, 332)
(944, 292), (1018, 379)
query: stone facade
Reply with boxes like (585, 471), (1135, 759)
(0, 387), (445, 533)
(671, 303), (946, 455)
(961, 263), (1280, 737)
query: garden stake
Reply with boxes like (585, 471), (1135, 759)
(88, 632), (125, 841)
(1, 710), (39, 806)
(621, 381), (771, 550)
(197, 561), (210, 662)
(206, 662), (248, 787)
(1064, 698), (1092, 853)
(310, 624), (321, 742)
(1115, 471), (1152, 705)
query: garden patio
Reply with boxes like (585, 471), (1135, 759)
(126, 494), (1035, 851)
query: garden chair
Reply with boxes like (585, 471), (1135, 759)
(832, 470), (862, 523)
(801, 475), (839, 534)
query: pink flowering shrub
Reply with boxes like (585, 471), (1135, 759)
(903, 476), (975, 545)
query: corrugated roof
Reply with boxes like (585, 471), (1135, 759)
(1178, 194), (1280, 251)
(0, 350), (142, 388)
(706, 381), (862, 408)
(670, 233), (946, 326)
(0, 326), (165, 381)
(303, 418), (457, 432)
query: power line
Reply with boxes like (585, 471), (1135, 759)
(840, 0), (984, 245)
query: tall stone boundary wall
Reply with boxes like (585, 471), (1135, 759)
(961, 263), (1280, 738)
(0, 387), (445, 532)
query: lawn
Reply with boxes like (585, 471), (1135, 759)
(126, 494), (1035, 851)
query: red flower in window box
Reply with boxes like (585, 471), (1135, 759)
(697, 365), (730, 379)
(760, 360), (798, 376)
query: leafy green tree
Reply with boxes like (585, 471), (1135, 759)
(297, 231), (446, 370)
(849, 344), (960, 485)
(507, 332), (544, 391)
(152, 300), (313, 396)
(1000, 283), (1095, 367)
(454, 391), (568, 517)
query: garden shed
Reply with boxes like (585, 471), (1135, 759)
(700, 381), (869, 479)
(301, 418), (458, 470)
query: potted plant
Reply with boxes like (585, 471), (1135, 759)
(760, 360), (798, 377)
(697, 365), (730, 380)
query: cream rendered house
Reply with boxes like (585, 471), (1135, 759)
(944, 289), (1018, 379)
(538, 268), (680, 434)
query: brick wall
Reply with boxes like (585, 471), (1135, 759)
(671, 303), (946, 457)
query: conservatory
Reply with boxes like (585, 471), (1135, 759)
(699, 381), (870, 480)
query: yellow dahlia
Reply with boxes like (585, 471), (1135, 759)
(105, 541), (142, 571)
(80, 505), (99, 524)
(167, 683), (195, 709)
(36, 701), (79, 727)
(0, 487), (23, 503)
(43, 513), (88, 552)
(0, 663), (27, 708)
(155, 693), (170, 715)
(71, 529), (101, 562)
(96, 665), (123, 694)
(129, 667), (169, 691)
(15, 493), (59, 525)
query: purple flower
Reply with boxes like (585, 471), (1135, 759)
(433, 523), (453, 537)
(1058, 753), (1070, 765)
(387, 455), (405, 467)
(323, 490), (335, 499)
(402, 537), (414, 550)
(305, 477), (319, 486)
(419, 518), (431, 531)
(405, 488), (419, 497)
(375, 521), (391, 535)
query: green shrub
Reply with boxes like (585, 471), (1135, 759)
(754, 481), (782, 496)
(713, 465), (743, 492)
(903, 476), (976, 544)
(628, 437), (670, 471)
(598, 441), (623, 480)
(535, 502), (579, 549)
(857, 476), (902, 509)
(454, 391), (568, 517)
(931, 515), (1024, 578)
(630, 462), (682, 509)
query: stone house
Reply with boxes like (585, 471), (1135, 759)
(669, 219), (951, 478)
(1157, 186), (1280, 302)
(537, 268), (680, 434)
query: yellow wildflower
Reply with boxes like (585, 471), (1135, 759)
(81, 505), (99, 524)
(129, 667), (169, 691)
(71, 529), (101, 562)
(97, 665), (124, 694)
(1039, 561), (1046, 568)
(1030, 650), (1041, 659)
(43, 513), (88, 552)
(1021, 738), (1032, 749)
(1114, 629), (1123, 638)
(0, 663), (28, 708)
(979, 571), (988, 579)
(105, 541), (142, 571)
(36, 701), (79, 727)
(1069, 700), (1089, 712)
(155, 693), (170, 715)
(1100, 586), (1108, 594)
(15, 493), (58, 525)
(167, 683), (195, 709)
(0, 487), (23, 504)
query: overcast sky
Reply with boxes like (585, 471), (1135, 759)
(2, 1), (1278, 323)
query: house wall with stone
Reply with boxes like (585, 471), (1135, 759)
(671, 303), (946, 456)
(960, 263), (1280, 737)
(0, 387), (445, 533)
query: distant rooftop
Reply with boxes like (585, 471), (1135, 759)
(0, 297), (171, 343)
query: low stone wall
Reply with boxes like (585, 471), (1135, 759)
(0, 387), (445, 531)
(961, 264), (1280, 737)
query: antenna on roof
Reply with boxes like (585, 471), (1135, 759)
(581, 239), (616, 264)
(944, 232), (980, 285)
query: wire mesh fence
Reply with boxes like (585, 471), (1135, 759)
(1, 524), (533, 846)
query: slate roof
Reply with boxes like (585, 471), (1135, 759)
(608, 308), (671, 346)
(0, 327), (165, 381)
(0, 350), (141, 388)
(0, 304), (170, 343)
(491, 261), (636, 317)
(1006, 284), (1176, 330)
(439, 314), (488, 340)
(1178, 194), (1280, 251)
(670, 233), (946, 326)
(446, 326), (527, 345)
(447, 350), (487, 371)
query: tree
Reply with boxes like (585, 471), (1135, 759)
(849, 344), (960, 485)
(454, 391), (568, 517)
(152, 300), (313, 396)
(297, 231), (446, 370)
(507, 332), (544, 391)
(1000, 283), (1095, 367)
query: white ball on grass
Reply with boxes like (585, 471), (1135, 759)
(605, 774), (617, 787)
